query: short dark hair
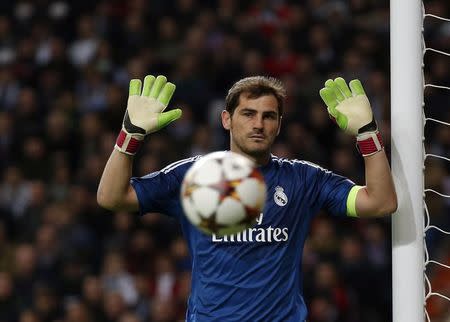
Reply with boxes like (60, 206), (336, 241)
(225, 76), (286, 116)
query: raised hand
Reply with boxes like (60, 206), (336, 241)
(115, 75), (182, 155)
(319, 77), (383, 156)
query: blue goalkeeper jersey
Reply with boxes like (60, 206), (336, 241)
(131, 154), (355, 322)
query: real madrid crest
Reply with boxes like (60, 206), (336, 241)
(274, 186), (288, 206)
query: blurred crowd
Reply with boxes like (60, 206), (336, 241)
(0, 0), (449, 321)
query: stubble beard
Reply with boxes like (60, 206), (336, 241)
(231, 135), (271, 161)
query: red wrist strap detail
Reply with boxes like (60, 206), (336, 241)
(115, 129), (143, 155)
(356, 131), (384, 157)
(126, 136), (141, 153)
(116, 130), (127, 147)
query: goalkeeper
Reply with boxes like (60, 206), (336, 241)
(97, 74), (397, 321)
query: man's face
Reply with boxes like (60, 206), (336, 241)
(222, 93), (281, 160)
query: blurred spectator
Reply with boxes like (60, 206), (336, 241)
(0, 67), (20, 110)
(68, 15), (99, 68)
(19, 137), (49, 181)
(313, 262), (350, 319)
(118, 312), (142, 322)
(102, 291), (127, 322)
(13, 244), (38, 307)
(32, 283), (61, 321)
(150, 296), (178, 322)
(76, 65), (108, 113)
(101, 251), (138, 307)
(0, 221), (14, 272)
(132, 274), (151, 322)
(189, 125), (214, 156)
(0, 271), (21, 321)
(0, 16), (15, 65)
(309, 216), (339, 261)
(170, 237), (191, 272)
(156, 16), (182, 69)
(63, 298), (93, 322)
(126, 229), (155, 274)
(14, 88), (42, 139)
(34, 224), (60, 283)
(309, 295), (339, 322)
(264, 31), (299, 77)
(149, 254), (177, 302)
(426, 250), (450, 321)
(0, 166), (31, 220)
(81, 275), (104, 322)
(18, 309), (42, 322)
(104, 211), (135, 252)
(0, 111), (15, 169)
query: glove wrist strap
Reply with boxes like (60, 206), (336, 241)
(114, 129), (144, 155)
(356, 130), (384, 157)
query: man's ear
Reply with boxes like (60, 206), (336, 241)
(221, 110), (231, 130)
(276, 116), (282, 136)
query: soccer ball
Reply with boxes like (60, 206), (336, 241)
(181, 151), (267, 236)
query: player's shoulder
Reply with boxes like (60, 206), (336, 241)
(271, 155), (328, 172)
(160, 155), (202, 175)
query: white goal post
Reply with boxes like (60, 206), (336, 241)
(390, 1), (425, 322)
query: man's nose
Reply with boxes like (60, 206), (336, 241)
(253, 115), (264, 129)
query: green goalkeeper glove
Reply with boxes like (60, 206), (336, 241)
(319, 77), (384, 156)
(115, 75), (182, 155)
